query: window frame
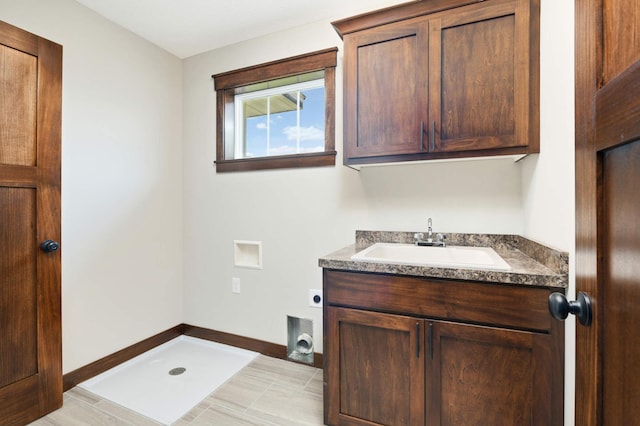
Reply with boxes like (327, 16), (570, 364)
(213, 48), (338, 172)
(234, 78), (325, 159)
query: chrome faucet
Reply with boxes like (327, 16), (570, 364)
(427, 218), (434, 243)
(414, 218), (446, 247)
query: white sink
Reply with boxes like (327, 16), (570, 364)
(351, 243), (511, 271)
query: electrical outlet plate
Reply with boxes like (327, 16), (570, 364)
(232, 277), (241, 294)
(309, 289), (322, 308)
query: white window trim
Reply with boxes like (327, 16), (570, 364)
(234, 79), (324, 159)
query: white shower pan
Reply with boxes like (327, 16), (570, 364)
(79, 335), (258, 424)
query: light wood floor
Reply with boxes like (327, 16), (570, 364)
(30, 355), (324, 425)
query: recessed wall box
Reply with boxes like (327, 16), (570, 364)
(233, 240), (263, 269)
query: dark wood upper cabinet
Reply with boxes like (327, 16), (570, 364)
(333, 0), (540, 166)
(344, 19), (429, 159)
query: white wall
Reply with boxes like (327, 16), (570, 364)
(182, 19), (525, 353)
(522, 1), (576, 424)
(0, 0), (184, 373)
(2, 0), (575, 421)
(182, 22), (369, 353)
(182, 0), (575, 421)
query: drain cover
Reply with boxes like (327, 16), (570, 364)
(168, 367), (186, 376)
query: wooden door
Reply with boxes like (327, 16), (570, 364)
(0, 20), (62, 425)
(324, 307), (425, 426)
(427, 321), (556, 426)
(428, 0), (539, 154)
(342, 19), (429, 160)
(575, 0), (640, 424)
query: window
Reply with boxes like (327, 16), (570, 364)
(236, 75), (324, 159)
(213, 48), (337, 172)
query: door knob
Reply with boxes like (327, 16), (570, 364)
(548, 291), (592, 326)
(40, 240), (60, 253)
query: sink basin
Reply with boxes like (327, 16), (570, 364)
(351, 243), (511, 271)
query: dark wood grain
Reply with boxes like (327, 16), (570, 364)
(432, 6), (518, 151)
(0, 43), (37, 166)
(324, 66), (336, 160)
(338, 0), (539, 165)
(325, 307), (424, 426)
(323, 269), (565, 425)
(0, 19), (63, 424)
(574, 0), (601, 423)
(601, 141), (640, 424)
(574, 0), (640, 424)
(215, 151), (337, 173)
(213, 48), (337, 172)
(427, 322), (553, 425)
(344, 20), (428, 159)
(0, 376), (40, 426)
(324, 269), (556, 332)
(35, 33), (63, 417)
(430, 0), (538, 154)
(0, 188), (38, 387)
(332, 0), (479, 37)
(595, 60), (640, 151)
(603, 0), (640, 82)
(213, 48), (337, 90)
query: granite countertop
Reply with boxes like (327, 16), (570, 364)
(318, 231), (569, 288)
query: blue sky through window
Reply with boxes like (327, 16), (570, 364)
(244, 86), (325, 157)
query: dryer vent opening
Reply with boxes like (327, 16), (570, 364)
(287, 315), (314, 365)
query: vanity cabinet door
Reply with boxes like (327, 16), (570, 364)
(426, 321), (555, 426)
(428, 0), (538, 154)
(342, 19), (429, 160)
(324, 306), (425, 426)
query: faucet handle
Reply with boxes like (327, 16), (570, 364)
(414, 232), (424, 243)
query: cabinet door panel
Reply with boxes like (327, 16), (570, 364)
(427, 321), (553, 426)
(429, 0), (534, 153)
(0, 21), (62, 424)
(344, 20), (429, 159)
(325, 307), (425, 426)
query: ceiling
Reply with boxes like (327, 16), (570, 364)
(74, 0), (409, 58)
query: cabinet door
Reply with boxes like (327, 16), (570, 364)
(343, 19), (429, 159)
(426, 321), (555, 426)
(428, 0), (538, 153)
(325, 307), (425, 426)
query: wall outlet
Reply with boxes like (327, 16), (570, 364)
(309, 289), (322, 308)
(232, 277), (241, 294)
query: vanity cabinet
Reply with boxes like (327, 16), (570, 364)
(325, 307), (425, 425)
(333, 0), (540, 165)
(323, 269), (564, 426)
(427, 321), (554, 425)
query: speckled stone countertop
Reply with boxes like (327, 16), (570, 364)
(318, 231), (568, 288)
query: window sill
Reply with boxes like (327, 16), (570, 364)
(215, 151), (337, 173)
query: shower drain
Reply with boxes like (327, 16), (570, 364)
(168, 367), (186, 376)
